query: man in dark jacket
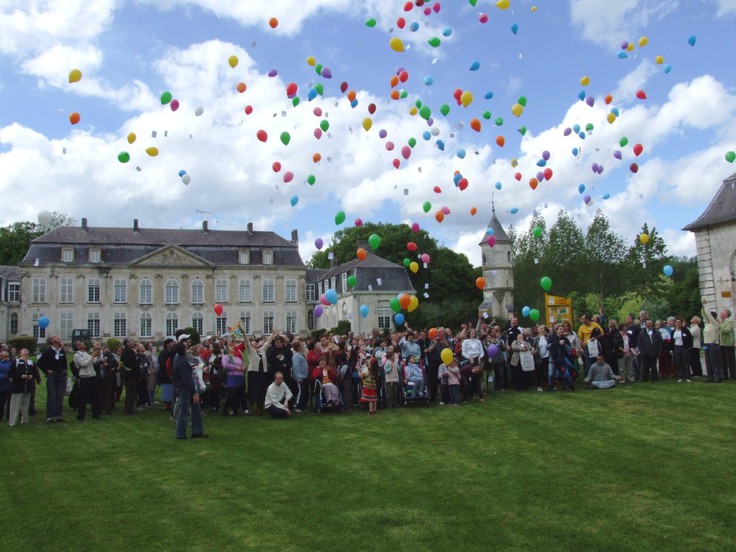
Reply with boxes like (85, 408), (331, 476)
(173, 340), (206, 439)
(120, 338), (139, 414)
(157, 338), (175, 411)
(637, 319), (662, 382)
(36, 335), (69, 423)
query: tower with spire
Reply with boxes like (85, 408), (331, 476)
(478, 200), (514, 321)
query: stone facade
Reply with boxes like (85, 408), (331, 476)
(478, 209), (514, 320)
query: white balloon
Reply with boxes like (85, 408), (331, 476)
(37, 210), (52, 226)
(194, 107), (204, 116)
(182, 175), (191, 185)
(431, 127), (440, 136)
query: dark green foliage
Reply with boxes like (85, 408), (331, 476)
(333, 320), (351, 336)
(179, 327), (200, 345)
(0, 213), (76, 265)
(106, 338), (122, 351)
(8, 335), (38, 355)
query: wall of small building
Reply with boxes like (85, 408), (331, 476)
(696, 225), (736, 314)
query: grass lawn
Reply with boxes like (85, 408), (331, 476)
(2, 379), (735, 552)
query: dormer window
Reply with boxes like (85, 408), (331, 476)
(89, 248), (101, 263)
(263, 249), (273, 265)
(238, 249), (250, 265)
(62, 247), (74, 263)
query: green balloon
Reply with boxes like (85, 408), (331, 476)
(423, 201), (431, 213)
(307, 174), (316, 185)
(291, 96), (300, 107)
(400, 90), (407, 99)
(280, 132), (291, 146)
(118, 151), (130, 163)
(366, 18), (377, 27)
(585, 123), (594, 131)
(160, 91), (172, 105)
(315, 64), (323, 76)
(469, 0), (477, 6)
(495, 117), (504, 126)
(440, 104), (450, 116)
(403, 258), (411, 267)
(725, 151), (736, 163)
(415, 99), (423, 109)
(529, 308), (540, 322)
(335, 211), (345, 225)
(347, 275), (357, 287)
(419, 106), (431, 120)
(619, 137), (628, 147)
(320, 119), (330, 132)
(518, 96), (527, 107)
(540, 276), (552, 292)
(390, 297), (402, 313)
(482, 110), (492, 120)
(315, 83), (324, 95)
(518, 126), (527, 135)
(408, 137), (417, 148)
(428, 37), (441, 47)
(532, 226), (543, 238)
(368, 233), (381, 250)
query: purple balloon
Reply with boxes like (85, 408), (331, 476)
(487, 344), (499, 357)
(563, 127), (572, 136)
(536, 171), (544, 182)
(542, 150), (550, 161)
(585, 96), (595, 107)
(620, 41), (629, 49)
(591, 162), (599, 172)
(314, 238), (324, 250)
(426, 117), (434, 126)
(378, 129), (387, 139)
(584, 194), (591, 204)
(321, 67), (332, 79)
(613, 150), (622, 160)
(597, 165), (604, 174)
(314, 305), (323, 318)
(268, 69), (278, 77)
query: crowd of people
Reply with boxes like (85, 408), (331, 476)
(0, 297), (733, 437)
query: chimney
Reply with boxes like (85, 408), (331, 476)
(329, 252), (337, 269)
(81, 218), (88, 230)
(247, 222), (253, 236)
(202, 220), (208, 234)
(133, 219), (139, 233)
(291, 229), (298, 245)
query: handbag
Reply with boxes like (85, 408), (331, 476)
(65, 376), (73, 396)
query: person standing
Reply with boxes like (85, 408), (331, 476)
(8, 349), (39, 426)
(689, 316), (703, 378)
(74, 341), (101, 421)
(672, 318), (693, 383)
(157, 338), (175, 411)
(637, 320), (662, 382)
(173, 340), (206, 439)
(0, 350), (12, 422)
(120, 338), (140, 414)
(36, 335), (69, 423)
(702, 299), (723, 383)
(719, 309), (734, 380)
(360, 357), (379, 416)
(290, 341), (309, 412)
(96, 345), (117, 415)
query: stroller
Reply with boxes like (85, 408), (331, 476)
(312, 379), (343, 413)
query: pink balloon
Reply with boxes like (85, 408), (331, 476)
(170, 99), (180, 111)
(313, 107), (322, 116)
(487, 235), (496, 247)
(421, 253), (430, 264)
(355, 218), (363, 227)
(401, 145), (411, 160)
(441, 206), (450, 215)
(320, 294), (330, 306)
(386, 141), (394, 151)
(411, 222), (420, 233)
(314, 128), (322, 139)
(283, 171), (294, 183)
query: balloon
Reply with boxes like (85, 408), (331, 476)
(362, 117), (372, 131)
(633, 144), (643, 156)
(320, 120), (330, 132)
(663, 265), (674, 277)
(639, 233), (649, 244)
(38, 316), (50, 330)
(529, 309), (540, 322)
(460, 90), (473, 107)
(470, 207), (477, 216)
(394, 313), (405, 326)
(160, 91), (172, 105)
(630, 163), (639, 173)
(638, 36), (648, 47)
(228, 55), (239, 68)
(479, 13), (488, 23)
(428, 37), (441, 47)
(495, 0), (510, 9)
(283, 171), (293, 183)
(357, 248), (367, 261)
(326, 289), (338, 305)
(725, 151), (735, 163)
(440, 348), (454, 365)
(347, 275), (357, 288)
(487, 344), (499, 357)
(214, 304), (224, 316)
(540, 276), (552, 291)
(409, 261), (419, 273)
(532, 226), (543, 239)
(390, 297), (402, 313)
(496, 136), (505, 147)
(181, 175), (191, 185)
(419, 106), (431, 120)
(510, 208), (519, 215)
(583, 194), (592, 204)
(118, 151), (130, 163)
(636, 90), (647, 100)
(145, 147), (159, 157)
(360, 305), (369, 318)
(280, 132), (291, 146)
(314, 238), (324, 250)
(664, 64), (672, 74)
(368, 234), (381, 250)
(619, 137), (629, 147)
(257, 130), (268, 142)
(408, 296), (419, 313)
(486, 236), (496, 247)
(476, 277), (486, 290)
(522, 306), (531, 317)
(511, 103), (523, 117)
(67, 68), (83, 84)
(366, 18), (376, 27)
(314, 305), (323, 318)
(269, 17), (278, 28)
(580, 76), (590, 86)
(399, 293), (411, 310)
(335, 211), (346, 225)
(511, 23), (518, 34)
(423, 201), (431, 213)
(401, 145), (411, 160)
(470, 61), (480, 71)
(244, 105), (253, 115)
(688, 35), (696, 47)
(435, 211), (444, 223)
(390, 37), (405, 52)
(69, 112), (80, 125)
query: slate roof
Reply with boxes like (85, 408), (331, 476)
(478, 209), (511, 245)
(683, 172), (736, 231)
(0, 266), (21, 281)
(307, 252), (415, 294)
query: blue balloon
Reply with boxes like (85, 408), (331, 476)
(611, 107), (620, 116)
(536, 159), (546, 167)
(495, 182), (502, 190)
(573, 124), (581, 133)
(663, 265), (674, 277)
(178, 170), (187, 177)
(453, 173), (463, 185)
(522, 306), (531, 317)
(578, 184), (586, 194)
(394, 313), (405, 326)
(572, 147), (579, 157)
(617, 51), (628, 59)
(325, 289), (338, 305)
(578, 90), (586, 101)
(290, 195), (298, 207)
(509, 207), (519, 214)
(457, 149), (466, 159)
(664, 64), (672, 74)
(442, 26), (453, 37)
(578, 131), (586, 140)
(687, 34), (696, 47)
(602, 193), (611, 200)
(484, 91), (494, 100)
(436, 140), (445, 151)
(350, 99), (358, 108)
(511, 23), (518, 35)
(422, 131), (431, 141)
(360, 305), (369, 318)
(307, 88), (318, 101)
(486, 228), (495, 235)
(469, 61), (480, 71)
(423, 75), (434, 86)
(410, 22), (419, 32)
(38, 316), (50, 329)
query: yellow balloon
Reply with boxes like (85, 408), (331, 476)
(127, 132), (136, 144)
(495, 0), (510, 10)
(580, 76), (590, 86)
(511, 158), (518, 167)
(306, 56), (316, 67)
(440, 348), (454, 365)
(145, 147), (159, 157)
(627, 43), (635, 52)
(511, 103), (523, 117)
(655, 55), (664, 64)
(228, 55), (238, 68)
(68, 69), (82, 83)
(606, 113), (616, 124)
(531, 5), (537, 11)
(389, 37), (405, 52)
(362, 117), (372, 131)
(407, 296), (419, 313)
(639, 233), (649, 244)
(409, 106), (418, 116)
(409, 261), (419, 273)
(638, 36), (648, 48)
(460, 90), (474, 107)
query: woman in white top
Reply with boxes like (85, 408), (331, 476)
(689, 316), (702, 377)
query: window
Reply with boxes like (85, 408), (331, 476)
(165, 312), (178, 337)
(192, 312), (203, 335)
(87, 278), (100, 303)
(341, 273), (347, 293)
(307, 309), (315, 331)
(263, 311), (274, 334)
(240, 311), (251, 334)
(62, 247), (74, 263)
(113, 313), (127, 338)
(330, 276), (336, 292)
(377, 301), (391, 330)
(60, 277), (74, 304)
(140, 313), (152, 338)
(89, 248), (101, 263)
(32, 277), (47, 303)
(59, 312), (73, 340)
(87, 312), (101, 338)
(10, 313), (18, 335)
(32, 313), (46, 339)
(306, 284), (315, 303)
(262, 278), (274, 303)
(216, 315), (228, 335)
(191, 279), (204, 304)
(139, 278), (152, 304)
(8, 282), (20, 303)
(318, 282), (323, 297)
(239, 250), (250, 265)
(286, 310), (297, 334)
(113, 278), (127, 303)
(215, 278), (228, 303)
(263, 249), (273, 265)
(238, 279), (252, 303)
(165, 279), (179, 304)
(285, 278), (297, 302)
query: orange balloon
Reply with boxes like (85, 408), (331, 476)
(605, 94), (613, 105)
(470, 118), (481, 132)
(269, 17), (278, 28)
(496, 135), (505, 147)
(529, 178), (539, 190)
(357, 248), (367, 261)
(390, 90), (400, 100)
(476, 277), (486, 290)
(347, 90), (357, 102)
(390, 75), (399, 88)
(399, 293), (411, 310)
(435, 210), (445, 223)
(428, 328), (438, 340)
(312, 152), (322, 163)
(470, 207), (477, 215)
(236, 82), (247, 93)
(69, 112), (80, 125)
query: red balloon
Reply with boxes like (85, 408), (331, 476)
(458, 178), (469, 191)
(543, 168), (553, 180)
(403, 1), (413, 11)
(633, 144), (643, 156)
(514, 172), (522, 181)
(286, 82), (298, 97)
(272, 161), (281, 172)
(257, 130), (268, 142)
(244, 105), (253, 115)
(433, 186), (442, 193)
(368, 103), (376, 114)
(407, 242), (418, 251)
(393, 158), (400, 169)
(636, 89), (647, 100)
(340, 81), (348, 93)
(399, 70), (409, 83)
(214, 304), (223, 316)
(397, 17), (406, 28)
(630, 162), (639, 173)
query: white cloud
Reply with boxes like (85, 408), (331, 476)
(712, 0), (736, 16)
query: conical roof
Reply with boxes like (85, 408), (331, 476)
(478, 209), (511, 245)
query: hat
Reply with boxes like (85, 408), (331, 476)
(177, 334), (191, 342)
(205, 336), (213, 341)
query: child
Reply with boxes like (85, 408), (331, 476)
(403, 355), (425, 397)
(445, 358), (461, 406)
(360, 356), (379, 415)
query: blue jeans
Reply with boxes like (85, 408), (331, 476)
(46, 372), (67, 420)
(448, 384), (460, 405)
(175, 388), (203, 438)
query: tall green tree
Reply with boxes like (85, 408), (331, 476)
(622, 223), (671, 297)
(0, 212), (76, 265)
(543, 210), (585, 296)
(585, 209), (626, 301)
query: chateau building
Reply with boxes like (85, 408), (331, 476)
(0, 266), (21, 342)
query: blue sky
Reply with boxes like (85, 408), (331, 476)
(1, 0), (735, 267)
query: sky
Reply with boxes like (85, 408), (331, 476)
(1, 0), (735, 269)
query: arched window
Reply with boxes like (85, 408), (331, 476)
(165, 279), (179, 304)
(140, 312), (152, 338)
(165, 312), (178, 337)
(192, 312), (203, 335)
(139, 278), (153, 304)
(10, 312), (18, 335)
(191, 279), (204, 304)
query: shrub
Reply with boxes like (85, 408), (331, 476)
(8, 335), (38, 356)
(178, 327), (200, 345)
(106, 338), (122, 351)
(332, 320), (351, 336)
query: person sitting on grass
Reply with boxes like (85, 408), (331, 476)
(264, 371), (293, 419)
(584, 354), (623, 389)
(403, 355), (425, 397)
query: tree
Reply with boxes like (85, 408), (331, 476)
(0, 212), (76, 266)
(585, 209), (626, 302)
(621, 223), (671, 298)
(543, 210), (585, 296)
(510, 212), (548, 313)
